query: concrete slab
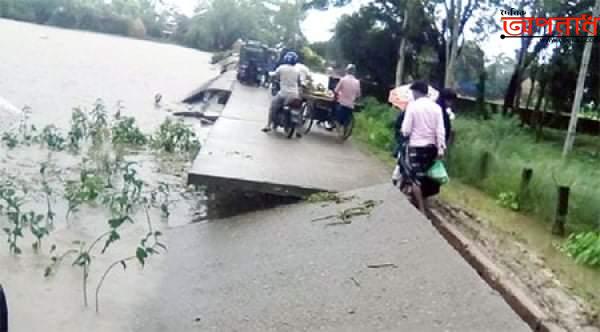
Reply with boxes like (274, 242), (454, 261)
(136, 184), (530, 332)
(188, 79), (389, 195)
(182, 71), (236, 104)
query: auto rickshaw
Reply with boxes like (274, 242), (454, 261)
(237, 41), (268, 86)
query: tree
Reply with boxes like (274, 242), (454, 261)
(563, 0), (600, 157)
(485, 53), (516, 100)
(455, 41), (485, 95)
(437, 0), (497, 88)
(502, 0), (584, 114)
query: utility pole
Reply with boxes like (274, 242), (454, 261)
(562, 0), (600, 157)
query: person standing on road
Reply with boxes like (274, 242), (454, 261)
(262, 52), (301, 134)
(391, 106), (408, 187)
(400, 81), (446, 214)
(437, 88), (457, 145)
(334, 64), (361, 129)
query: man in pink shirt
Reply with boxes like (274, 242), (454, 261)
(400, 81), (446, 213)
(334, 64), (361, 129)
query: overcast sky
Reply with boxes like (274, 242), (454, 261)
(169, 0), (519, 59)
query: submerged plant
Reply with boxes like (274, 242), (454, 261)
(151, 183), (173, 219)
(0, 180), (48, 254)
(89, 99), (110, 146)
(94, 204), (166, 313)
(68, 107), (89, 151)
(111, 116), (148, 146)
(40, 125), (66, 151)
(1, 132), (18, 149)
(15, 106), (39, 145)
(64, 167), (107, 223)
(0, 181), (25, 254)
(40, 162), (56, 229)
(151, 118), (200, 157)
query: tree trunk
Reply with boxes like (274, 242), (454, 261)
(503, 24), (531, 115)
(503, 69), (521, 115)
(526, 74), (537, 110)
(562, 0), (600, 157)
(444, 0), (461, 89)
(536, 97), (549, 142)
(533, 79), (546, 131)
(395, 7), (410, 87)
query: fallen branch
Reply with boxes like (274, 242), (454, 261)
(367, 263), (398, 269)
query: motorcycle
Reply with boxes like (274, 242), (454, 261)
(272, 99), (303, 139)
(270, 78), (280, 96)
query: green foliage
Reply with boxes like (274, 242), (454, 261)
(0, 180), (49, 254)
(353, 97), (396, 152)
(0, 180), (26, 255)
(89, 99), (110, 146)
(1, 132), (18, 149)
(0, 0), (173, 39)
(151, 118), (201, 156)
(300, 46), (325, 72)
(68, 107), (88, 151)
(561, 232), (600, 267)
(496, 192), (520, 211)
(111, 116), (148, 146)
(40, 125), (66, 151)
(151, 182), (173, 219)
(353, 99), (600, 236)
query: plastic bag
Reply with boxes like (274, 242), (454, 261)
(426, 160), (449, 184)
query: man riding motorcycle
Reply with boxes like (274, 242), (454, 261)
(262, 51), (302, 137)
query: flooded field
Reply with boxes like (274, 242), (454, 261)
(0, 19), (219, 331)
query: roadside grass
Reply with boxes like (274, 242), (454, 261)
(355, 97), (600, 232)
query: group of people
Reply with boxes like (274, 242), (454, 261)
(392, 81), (457, 214)
(261, 50), (361, 136)
(261, 49), (452, 214)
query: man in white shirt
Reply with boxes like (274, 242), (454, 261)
(295, 62), (311, 86)
(262, 52), (302, 133)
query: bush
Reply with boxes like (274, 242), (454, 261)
(354, 97), (397, 152)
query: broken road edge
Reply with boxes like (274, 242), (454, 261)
(428, 208), (565, 332)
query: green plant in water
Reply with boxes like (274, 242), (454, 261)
(496, 191), (520, 211)
(40, 125), (66, 151)
(64, 168), (107, 223)
(0, 181), (25, 254)
(151, 182), (173, 219)
(0, 177), (52, 254)
(94, 204), (166, 313)
(17, 106), (39, 145)
(151, 118), (201, 157)
(68, 107), (89, 151)
(89, 99), (110, 146)
(111, 116), (148, 146)
(101, 162), (144, 216)
(1, 132), (18, 149)
(40, 162), (56, 226)
(561, 232), (600, 267)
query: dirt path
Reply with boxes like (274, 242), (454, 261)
(431, 199), (600, 331)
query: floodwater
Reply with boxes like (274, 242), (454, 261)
(0, 19), (219, 331)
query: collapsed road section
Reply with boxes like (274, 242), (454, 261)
(185, 70), (389, 217)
